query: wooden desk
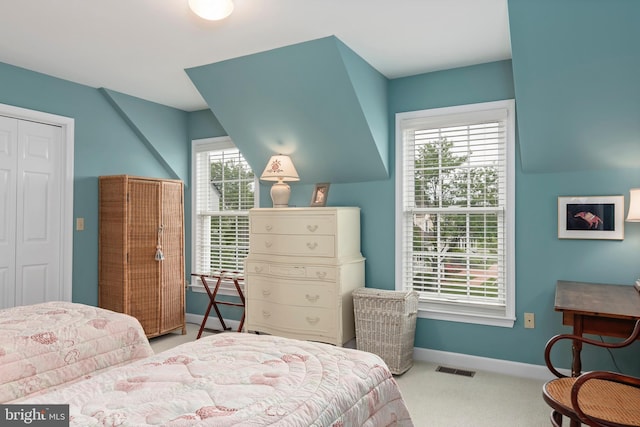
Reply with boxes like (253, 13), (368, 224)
(554, 280), (640, 376)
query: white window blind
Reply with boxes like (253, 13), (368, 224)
(396, 100), (515, 327)
(193, 138), (256, 276)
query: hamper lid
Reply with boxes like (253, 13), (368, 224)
(353, 288), (418, 300)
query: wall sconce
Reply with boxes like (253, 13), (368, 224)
(188, 0), (234, 21)
(260, 155), (300, 208)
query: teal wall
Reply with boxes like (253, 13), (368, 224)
(384, 61), (640, 374)
(506, 0), (640, 374)
(0, 62), (189, 306)
(2, 3), (640, 374)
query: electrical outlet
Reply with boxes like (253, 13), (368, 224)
(524, 312), (535, 329)
(76, 217), (85, 231)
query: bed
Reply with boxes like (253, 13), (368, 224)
(19, 332), (414, 426)
(0, 301), (154, 403)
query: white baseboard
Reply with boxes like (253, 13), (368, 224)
(412, 347), (569, 381)
(186, 313), (567, 381)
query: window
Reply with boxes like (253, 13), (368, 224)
(395, 100), (515, 327)
(192, 137), (257, 293)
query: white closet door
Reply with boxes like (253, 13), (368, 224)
(0, 116), (18, 308)
(0, 117), (63, 309)
(15, 120), (62, 306)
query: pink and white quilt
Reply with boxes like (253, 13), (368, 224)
(0, 301), (153, 403)
(21, 333), (414, 426)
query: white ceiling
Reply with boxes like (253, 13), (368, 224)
(0, 0), (512, 112)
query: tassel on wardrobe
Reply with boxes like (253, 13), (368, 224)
(155, 245), (165, 261)
(155, 225), (165, 261)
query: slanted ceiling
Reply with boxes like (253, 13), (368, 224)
(186, 36), (389, 184)
(100, 88), (189, 182)
(509, 0), (640, 173)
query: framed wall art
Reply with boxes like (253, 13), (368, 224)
(310, 183), (330, 207)
(557, 195), (624, 240)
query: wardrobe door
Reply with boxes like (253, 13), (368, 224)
(159, 180), (185, 334)
(98, 176), (127, 313)
(127, 179), (161, 336)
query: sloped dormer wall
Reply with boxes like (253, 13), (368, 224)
(100, 88), (189, 183)
(186, 36), (389, 184)
(508, 0), (640, 173)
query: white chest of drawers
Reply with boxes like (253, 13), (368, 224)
(244, 207), (365, 346)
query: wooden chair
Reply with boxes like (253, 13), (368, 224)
(542, 319), (640, 426)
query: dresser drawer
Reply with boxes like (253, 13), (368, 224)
(251, 214), (336, 236)
(250, 234), (335, 257)
(246, 261), (337, 281)
(247, 300), (336, 336)
(247, 276), (336, 308)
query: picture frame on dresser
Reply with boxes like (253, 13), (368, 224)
(557, 195), (624, 240)
(310, 183), (330, 207)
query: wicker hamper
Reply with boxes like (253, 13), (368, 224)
(352, 288), (418, 375)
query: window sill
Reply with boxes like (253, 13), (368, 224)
(417, 301), (515, 328)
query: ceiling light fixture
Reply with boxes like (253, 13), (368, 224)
(188, 0), (234, 21)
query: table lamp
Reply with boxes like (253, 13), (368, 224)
(627, 188), (640, 222)
(260, 155), (299, 208)
(627, 188), (640, 292)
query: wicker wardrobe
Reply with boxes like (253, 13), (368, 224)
(98, 175), (186, 338)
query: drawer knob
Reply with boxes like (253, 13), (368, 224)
(254, 266), (264, 273)
(316, 271), (327, 279)
(307, 224), (318, 232)
(262, 310), (271, 318)
(265, 224), (273, 231)
(262, 289), (272, 297)
(306, 316), (320, 325)
(305, 294), (320, 303)
(306, 242), (318, 250)
(265, 241), (273, 248)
